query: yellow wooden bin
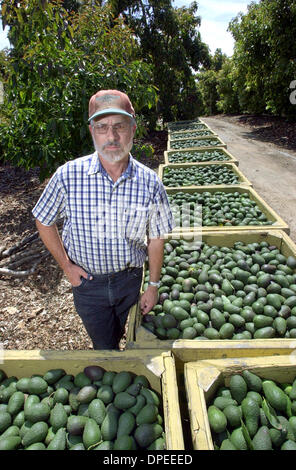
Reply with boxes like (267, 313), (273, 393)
(167, 118), (204, 131)
(184, 355), (296, 450)
(159, 162), (252, 188)
(167, 136), (227, 152)
(164, 147), (239, 166)
(126, 229), (296, 360)
(0, 349), (185, 450)
(168, 129), (218, 141)
(166, 185), (289, 234)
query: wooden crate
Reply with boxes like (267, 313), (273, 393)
(168, 129), (218, 140)
(164, 147), (239, 166)
(184, 355), (296, 450)
(158, 162), (252, 188)
(166, 185), (289, 234)
(167, 136), (227, 151)
(126, 230), (296, 353)
(0, 349), (185, 450)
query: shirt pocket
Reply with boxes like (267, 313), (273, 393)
(123, 205), (149, 241)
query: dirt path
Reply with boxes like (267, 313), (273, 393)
(202, 116), (296, 243)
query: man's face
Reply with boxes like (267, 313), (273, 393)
(90, 114), (136, 164)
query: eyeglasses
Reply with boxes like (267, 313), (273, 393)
(92, 123), (130, 134)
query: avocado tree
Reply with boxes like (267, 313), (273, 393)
(228, 0), (296, 116)
(196, 49), (229, 115)
(0, 0), (157, 179)
(107, 0), (210, 122)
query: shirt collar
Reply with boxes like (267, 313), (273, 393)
(88, 151), (136, 179)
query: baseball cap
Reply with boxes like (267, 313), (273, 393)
(88, 90), (135, 122)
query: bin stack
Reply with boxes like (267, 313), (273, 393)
(125, 117), (296, 450)
(1, 118), (296, 452)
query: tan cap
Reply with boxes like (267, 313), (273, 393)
(88, 89), (135, 122)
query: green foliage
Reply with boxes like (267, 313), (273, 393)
(196, 69), (219, 116)
(0, 0), (157, 178)
(216, 59), (241, 114)
(109, 0), (210, 122)
(131, 142), (154, 163)
(195, 49), (229, 116)
(227, 0), (296, 116)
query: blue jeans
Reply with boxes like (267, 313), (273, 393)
(72, 267), (143, 350)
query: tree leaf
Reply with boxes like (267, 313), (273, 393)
(240, 419), (254, 450)
(261, 399), (283, 431)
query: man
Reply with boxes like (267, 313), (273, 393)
(32, 89), (174, 350)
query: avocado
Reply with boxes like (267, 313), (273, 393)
(43, 369), (66, 385)
(53, 387), (69, 405)
(88, 398), (106, 425)
(229, 375), (247, 404)
(222, 404), (242, 428)
(16, 377), (31, 393)
(27, 376), (48, 395)
(281, 439), (296, 450)
(82, 418), (101, 449)
(24, 402), (50, 423)
(83, 365), (104, 382)
(22, 421), (48, 447)
(117, 411), (136, 437)
(92, 440), (113, 450)
(114, 435), (135, 450)
(252, 426), (272, 450)
(207, 405), (227, 433)
(97, 385), (114, 404)
(140, 387), (160, 406)
(112, 371), (133, 394)
(128, 394), (146, 416)
(114, 392), (136, 410)
(213, 397), (237, 410)
(229, 427), (248, 450)
(0, 436), (21, 450)
(147, 437), (166, 450)
(77, 385), (97, 404)
(136, 403), (158, 426)
(67, 415), (88, 435)
(241, 396), (260, 437)
(220, 438), (237, 450)
(50, 402), (68, 433)
(101, 409), (119, 441)
(242, 370), (262, 392)
(74, 372), (91, 388)
(47, 427), (67, 450)
(7, 391), (25, 416)
(25, 442), (46, 450)
(134, 423), (163, 448)
(262, 380), (287, 411)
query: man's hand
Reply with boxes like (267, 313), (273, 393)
(140, 285), (159, 315)
(63, 260), (92, 287)
(35, 220), (93, 287)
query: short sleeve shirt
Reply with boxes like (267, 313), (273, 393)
(32, 152), (175, 274)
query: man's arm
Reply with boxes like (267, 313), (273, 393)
(35, 219), (90, 287)
(140, 237), (164, 315)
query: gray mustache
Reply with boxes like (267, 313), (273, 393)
(103, 142), (121, 148)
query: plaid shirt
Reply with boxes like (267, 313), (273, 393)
(32, 152), (175, 274)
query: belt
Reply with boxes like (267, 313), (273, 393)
(87, 266), (142, 280)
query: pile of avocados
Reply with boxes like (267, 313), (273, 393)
(163, 164), (240, 187)
(142, 239), (296, 341)
(0, 366), (165, 450)
(208, 370), (296, 450)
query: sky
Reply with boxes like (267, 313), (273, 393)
(174, 0), (255, 56)
(0, 0), (256, 56)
